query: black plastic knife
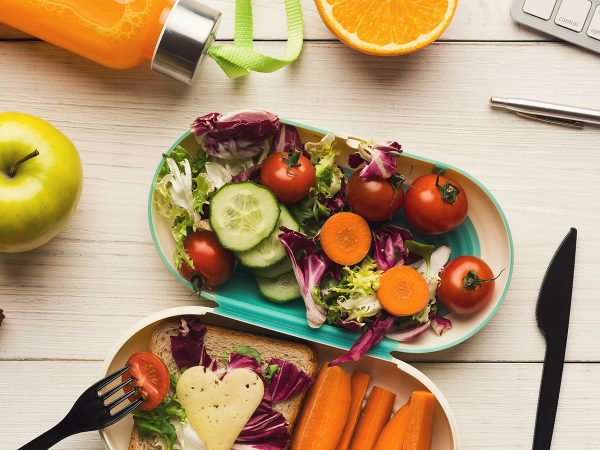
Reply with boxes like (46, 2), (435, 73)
(532, 228), (577, 450)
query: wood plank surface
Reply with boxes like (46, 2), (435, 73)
(1, 0), (598, 448)
(1, 41), (598, 363)
(0, 0), (548, 42)
(1, 361), (598, 449)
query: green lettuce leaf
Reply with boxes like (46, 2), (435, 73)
(404, 240), (435, 270)
(305, 134), (342, 197)
(289, 195), (331, 237)
(134, 417), (177, 449)
(159, 145), (207, 178)
(133, 393), (187, 450)
(264, 364), (280, 382)
(232, 346), (262, 363)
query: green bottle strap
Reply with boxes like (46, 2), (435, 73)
(207, 0), (304, 79)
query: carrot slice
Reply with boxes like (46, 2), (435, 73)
(349, 386), (396, 450)
(373, 403), (410, 450)
(337, 371), (372, 450)
(402, 391), (436, 450)
(376, 265), (429, 316)
(320, 212), (372, 266)
(291, 363), (351, 450)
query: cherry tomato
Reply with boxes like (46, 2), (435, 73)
(260, 151), (316, 204)
(122, 352), (170, 410)
(437, 256), (497, 315)
(346, 171), (404, 222)
(179, 230), (235, 288)
(403, 174), (468, 235)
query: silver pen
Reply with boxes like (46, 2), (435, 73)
(490, 97), (600, 129)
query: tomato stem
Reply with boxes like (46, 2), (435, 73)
(389, 173), (406, 214)
(282, 150), (301, 176)
(435, 174), (460, 204)
(462, 269), (504, 290)
(190, 274), (204, 293)
(7, 149), (39, 178)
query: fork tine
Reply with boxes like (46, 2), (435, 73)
(106, 389), (139, 411)
(101, 376), (136, 400)
(115, 398), (144, 417)
(92, 366), (130, 391)
(107, 398), (144, 426)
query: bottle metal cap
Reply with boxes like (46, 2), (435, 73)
(152, 0), (221, 84)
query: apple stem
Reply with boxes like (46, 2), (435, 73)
(8, 150), (39, 178)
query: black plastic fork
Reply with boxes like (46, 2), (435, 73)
(18, 366), (143, 450)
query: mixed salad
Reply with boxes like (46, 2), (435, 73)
(155, 110), (500, 362)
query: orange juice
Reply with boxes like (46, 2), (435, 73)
(0, 0), (222, 82)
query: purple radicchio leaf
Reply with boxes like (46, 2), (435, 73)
(278, 228), (330, 329)
(430, 314), (452, 336)
(170, 317), (218, 371)
(348, 152), (366, 170)
(233, 410), (290, 450)
(335, 318), (365, 332)
(324, 263), (343, 284)
(267, 358), (314, 403)
(191, 110), (280, 160)
(319, 176), (346, 215)
(371, 225), (415, 271)
(349, 141), (402, 179)
(329, 315), (395, 366)
(227, 352), (264, 377)
(385, 320), (431, 342)
(231, 164), (262, 182)
(272, 123), (303, 153)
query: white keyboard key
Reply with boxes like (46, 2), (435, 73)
(588, 6), (600, 40)
(523, 0), (557, 20)
(555, 0), (591, 32)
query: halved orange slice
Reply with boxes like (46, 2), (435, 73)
(315, 0), (458, 56)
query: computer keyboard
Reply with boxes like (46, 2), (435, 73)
(512, 0), (600, 53)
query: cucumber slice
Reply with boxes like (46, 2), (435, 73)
(238, 206), (300, 268)
(255, 272), (301, 303)
(253, 258), (293, 279)
(210, 182), (280, 252)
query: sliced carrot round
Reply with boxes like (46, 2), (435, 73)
(320, 212), (372, 266)
(377, 266), (429, 316)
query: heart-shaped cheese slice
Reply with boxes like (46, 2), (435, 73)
(176, 366), (264, 450)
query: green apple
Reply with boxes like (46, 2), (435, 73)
(0, 112), (82, 253)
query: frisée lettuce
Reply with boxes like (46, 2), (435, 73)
(317, 257), (383, 324)
(155, 148), (214, 270)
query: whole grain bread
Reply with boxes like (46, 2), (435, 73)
(128, 318), (319, 450)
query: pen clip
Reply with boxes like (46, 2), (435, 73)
(516, 112), (584, 129)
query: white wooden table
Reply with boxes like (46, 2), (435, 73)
(1, 1), (599, 448)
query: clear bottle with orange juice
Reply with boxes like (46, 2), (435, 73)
(0, 0), (221, 83)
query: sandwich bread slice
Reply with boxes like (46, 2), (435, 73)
(128, 319), (319, 450)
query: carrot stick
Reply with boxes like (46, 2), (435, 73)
(337, 371), (372, 450)
(402, 391), (436, 450)
(291, 363), (352, 450)
(349, 386), (396, 450)
(373, 403), (410, 450)
(320, 212), (372, 266)
(376, 265), (429, 316)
